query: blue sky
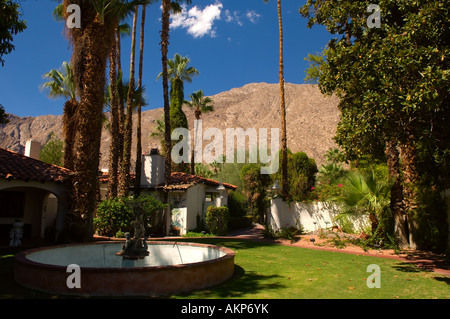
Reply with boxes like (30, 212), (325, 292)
(0, 0), (333, 117)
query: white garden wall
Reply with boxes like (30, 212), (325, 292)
(268, 198), (370, 233)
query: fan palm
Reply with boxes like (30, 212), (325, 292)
(158, 53), (198, 173)
(184, 90), (214, 174)
(134, 3), (147, 196)
(41, 61), (78, 171)
(317, 162), (346, 183)
(157, 53), (199, 132)
(150, 115), (167, 155)
(118, 4), (139, 198)
(341, 170), (391, 236)
(61, 0), (146, 239)
(264, 0), (288, 195)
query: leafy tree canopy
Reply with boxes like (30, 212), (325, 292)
(40, 133), (64, 167)
(300, 0), (449, 187)
(0, 0), (27, 66)
(0, 104), (9, 124)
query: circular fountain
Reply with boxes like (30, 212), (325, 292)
(14, 240), (235, 297)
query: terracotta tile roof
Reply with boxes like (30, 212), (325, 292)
(99, 171), (237, 191)
(166, 172), (237, 190)
(0, 148), (73, 184)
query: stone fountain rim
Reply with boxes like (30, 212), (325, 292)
(15, 240), (235, 273)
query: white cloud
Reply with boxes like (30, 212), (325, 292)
(171, 2), (223, 38)
(223, 9), (262, 26)
(246, 10), (262, 24)
(224, 9), (243, 26)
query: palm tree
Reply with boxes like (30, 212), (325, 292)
(61, 0), (145, 239)
(158, 53), (199, 133)
(134, 3), (147, 196)
(160, 1), (192, 185)
(264, 0), (288, 196)
(118, 4), (139, 198)
(341, 170), (391, 237)
(41, 61), (78, 171)
(107, 21), (121, 199)
(160, 0), (172, 187)
(184, 90), (214, 175)
(385, 140), (408, 248)
(150, 114), (167, 155)
(157, 53), (198, 173)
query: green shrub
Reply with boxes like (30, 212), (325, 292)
(94, 197), (134, 237)
(94, 194), (167, 237)
(276, 226), (304, 243)
(205, 206), (229, 236)
(263, 224), (276, 239)
(183, 231), (215, 238)
(115, 230), (125, 238)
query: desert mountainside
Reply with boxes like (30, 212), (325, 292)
(0, 82), (341, 169)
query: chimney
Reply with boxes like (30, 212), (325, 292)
(140, 148), (165, 187)
(25, 140), (41, 160)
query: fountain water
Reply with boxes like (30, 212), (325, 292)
(14, 199), (235, 296)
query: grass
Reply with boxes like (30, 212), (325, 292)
(1, 238), (449, 299)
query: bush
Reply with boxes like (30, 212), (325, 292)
(276, 226), (304, 243)
(183, 231), (215, 237)
(94, 197), (134, 237)
(205, 206), (229, 236)
(94, 194), (167, 237)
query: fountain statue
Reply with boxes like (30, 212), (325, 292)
(116, 201), (149, 260)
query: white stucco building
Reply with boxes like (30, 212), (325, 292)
(100, 148), (237, 236)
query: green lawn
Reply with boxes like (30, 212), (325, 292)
(1, 238), (448, 299)
(172, 238), (449, 299)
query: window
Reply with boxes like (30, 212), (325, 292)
(205, 192), (217, 202)
(0, 191), (25, 218)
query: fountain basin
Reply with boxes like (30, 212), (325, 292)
(14, 241), (235, 297)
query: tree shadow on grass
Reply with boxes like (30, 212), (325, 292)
(391, 262), (427, 273)
(177, 264), (285, 299)
(433, 276), (450, 285)
(392, 260), (450, 276)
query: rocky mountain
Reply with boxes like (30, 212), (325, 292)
(0, 83), (341, 169)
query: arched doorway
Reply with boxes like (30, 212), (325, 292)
(0, 183), (66, 241)
(41, 193), (59, 238)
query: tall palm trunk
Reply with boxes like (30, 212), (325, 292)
(277, 0), (288, 195)
(385, 140), (409, 248)
(400, 135), (420, 249)
(108, 24), (120, 199)
(118, 6), (138, 197)
(160, 0), (172, 235)
(65, 1), (112, 239)
(134, 4), (146, 196)
(116, 28), (125, 170)
(191, 112), (201, 175)
(161, 0), (172, 184)
(62, 98), (78, 170)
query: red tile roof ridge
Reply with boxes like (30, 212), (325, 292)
(0, 147), (73, 183)
(0, 147), (73, 174)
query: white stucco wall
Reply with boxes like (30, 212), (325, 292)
(168, 184), (231, 235)
(268, 198), (370, 233)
